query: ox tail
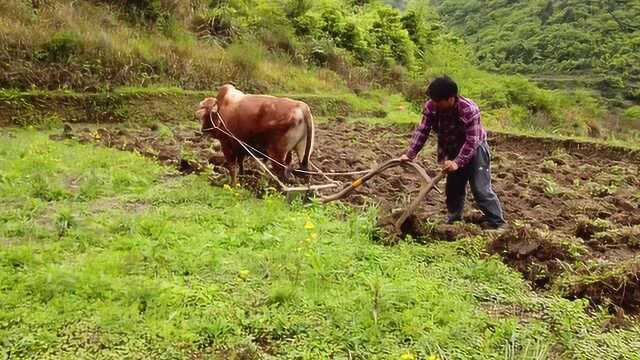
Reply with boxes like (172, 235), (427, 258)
(301, 104), (315, 171)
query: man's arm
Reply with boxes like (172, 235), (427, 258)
(453, 103), (483, 168)
(405, 105), (433, 160)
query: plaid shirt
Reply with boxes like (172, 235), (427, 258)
(405, 96), (487, 168)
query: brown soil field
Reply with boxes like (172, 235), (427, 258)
(54, 120), (640, 313)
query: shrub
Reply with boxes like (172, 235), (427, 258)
(258, 27), (298, 57)
(292, 12), (322, 38)
(623, 106), (640, 129)
(191, 6), (242, 44)
(227, 39), (267, 87)
(37, 32), (81, 62)
(285, 0), (312, 19)
(401, 9), (434, 50)
(320, 9), (347, 42)
(371, 7), (415, 67)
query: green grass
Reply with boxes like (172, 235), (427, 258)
(0, 87), (389, 127)
(3, 84), (640, 151)
(487, 127), (640, 152)
(2, 131), (640, 359)
(3, 0), (639, 141)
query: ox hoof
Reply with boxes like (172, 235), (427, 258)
(283, 167), (294, 182)
(292, 167), (310, 178)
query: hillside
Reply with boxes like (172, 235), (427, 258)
(431, 0), (640, 106)
(1, 0), (638, 140)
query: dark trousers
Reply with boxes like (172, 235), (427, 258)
(445, 141), (505, 226)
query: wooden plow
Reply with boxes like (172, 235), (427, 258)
(204, 112), (444, 230)
(209, 115), (445, 233)
(319, 159), (445, 234)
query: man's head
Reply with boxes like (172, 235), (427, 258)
(426, 76), (458, 111)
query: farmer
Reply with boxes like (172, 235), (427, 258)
(400, 76), (506, 229)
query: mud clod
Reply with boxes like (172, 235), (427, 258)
(559, 259), (640, 313)
(375, 211), (424, 244)
(593, 225), (640, 248)
(423, 222), (483, 241)
(488, 223), (585, 289)
(575, 217), (612, 240)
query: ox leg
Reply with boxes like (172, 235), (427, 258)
(294, 141), (310, 182)
(283, 152), (293, 180)
(221, 146), (238, 186)
(267, 147), (290, 183)
(237, 154), (245, 175)
(226, 160), (238, 186)
(232, 165), (239, 185)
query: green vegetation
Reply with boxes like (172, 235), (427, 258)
(2, 129), (640, 358)
(2, 0), (638, 141)
(623, 106), (640, 129)
(432, 0), (640, 103)
(2, 1), (640, 358)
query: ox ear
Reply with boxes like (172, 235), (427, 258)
(209, 98), (218, 113)
(195, 108), (207, 120)
(195, 98), (217, 120)
(199, 97), (217, 111)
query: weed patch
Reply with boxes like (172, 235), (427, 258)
(3, 130), (640, 358)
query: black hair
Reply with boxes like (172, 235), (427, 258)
(426, 76), (458, 101)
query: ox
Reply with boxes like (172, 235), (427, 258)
(196, 84), (315, 185)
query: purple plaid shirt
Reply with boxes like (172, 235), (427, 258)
(405, 96), (487, 168)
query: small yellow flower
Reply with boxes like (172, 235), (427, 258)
(400, 353), (415, 360)
(223, 184), (233, 191)
(238, 270), (249, 280)
(427, 355), (439, 360)
(310, 232), (317, 239)
(304, 221), (315, 230)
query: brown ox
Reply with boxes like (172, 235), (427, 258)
(196, 84), (315, 184)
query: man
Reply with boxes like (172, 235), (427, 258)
(400, 76), (505, 229)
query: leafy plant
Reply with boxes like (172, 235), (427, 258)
(55, 208), (75, 238)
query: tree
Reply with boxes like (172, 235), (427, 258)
(371, 7), (416, 66)
(538, 1), (553, 24)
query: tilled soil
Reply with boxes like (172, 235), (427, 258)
(55, 120), (640, 313)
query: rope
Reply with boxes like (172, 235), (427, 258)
(207, 112), (290, 190)
(203, 111), (370, 177)
(203, 112), (344, 192)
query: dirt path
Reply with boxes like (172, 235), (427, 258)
(55, 121), (640, 313)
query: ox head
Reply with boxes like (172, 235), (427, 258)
(195, 97), (218, 135)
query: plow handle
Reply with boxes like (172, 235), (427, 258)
(320, 159), (445, 233)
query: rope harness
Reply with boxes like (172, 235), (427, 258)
(202, 111), (369, 192)
(200, 109), (446, 232)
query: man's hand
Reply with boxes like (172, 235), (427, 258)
(399, 154), (412, 162)
(442, 160), (459, 173)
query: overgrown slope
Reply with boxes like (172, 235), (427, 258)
(0, 0), (637, 140)
(432, 0), (640, 106)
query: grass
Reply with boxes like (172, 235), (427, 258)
(2, 130), (640, 359)
(0, 0), (349, 94)
(0, 87), (389, 127)
(2, 0), (639, 142)
(5, 84), (639, 151)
